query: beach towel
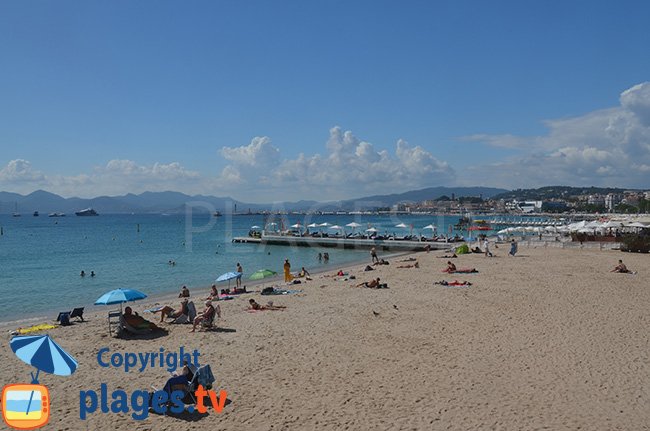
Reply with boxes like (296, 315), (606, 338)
(261, 288), (302, 295)
(16, 323), (57, 334)
(144, 305), (165, 313)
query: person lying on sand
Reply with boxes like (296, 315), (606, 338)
(399, 257), (417, 262)
(355, 277), (381, 288)
(397, 262), (419, 268)
(443, 261), (457, 273)
(435, 280), (472, 286)
(436, 253), (457, 258)
(248, 299), (286, 311)
(123, 307), (163, 331)
(372, 259), (389, 266)
(610, 259), (630, 273)
(153, 298), (188, 322)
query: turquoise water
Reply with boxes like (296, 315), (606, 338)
(0, 213), (465, 323)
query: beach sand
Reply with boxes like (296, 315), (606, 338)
(1, 245), (648, 430)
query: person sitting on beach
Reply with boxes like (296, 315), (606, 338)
(355, 277), (380, 288)
(443, 261), (457, 273)
(123, 307), (163, 331)
(191, 300), (220, 332)
(207, 284), (219, 300)
(397, 261), (419, 268)
(248, 298), (286, 311)
(154, 298), (189, 323)
(337, 270), (345, 276)
(610, 259), (629, 273)
(471, 247), (482, 254)
(298, 267), (310, 277)
(179, 285), (190, 298)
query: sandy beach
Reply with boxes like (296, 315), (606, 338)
(2, 244), (648, 430)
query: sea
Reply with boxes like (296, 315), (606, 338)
(0, 212), (472, 324)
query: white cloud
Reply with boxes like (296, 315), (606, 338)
(216, 127), (454, 200)
(0, 159), (45, 183)
(463, 82), (650, 189)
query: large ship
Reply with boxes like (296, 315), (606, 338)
(75, 208), (99, 216)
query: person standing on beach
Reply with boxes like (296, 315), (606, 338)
(483, 239), (493, 257)
(509, 239), (518, 257)
(236, 262), (243, 288)
(370, 247), (379, 263)
(284, 259), (292, 282)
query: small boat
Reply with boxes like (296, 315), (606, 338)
(48, 212), (66, 217)
(33, 211), (39, 217)
(12, 202), (20, 217)
(213, 211), (222, 217)
(75, 208), (99, 216)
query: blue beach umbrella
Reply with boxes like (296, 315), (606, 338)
(94, 288), (147, 312)
(10, 335), (78, 414)
(216, 271), (241, 289)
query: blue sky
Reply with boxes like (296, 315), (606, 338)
(1, 0), (650, 201)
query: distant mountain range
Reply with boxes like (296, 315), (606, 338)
(0, 186), (508, 214)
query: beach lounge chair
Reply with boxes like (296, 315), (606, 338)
(108, 310), (121, 335)
(119, 314), (153, 335)
(155, 364), (215, 409)
(56, 307), (85, 326)
(198, 304), (220, 331)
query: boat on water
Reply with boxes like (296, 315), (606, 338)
(33, 211), (39, 217)
(12, 202), (20, 217)
(213, 211), (222, 217)
(48, 212), (66, 217)
(75, 208), (99, 216)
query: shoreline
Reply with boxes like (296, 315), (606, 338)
(0, 247), (419, 330)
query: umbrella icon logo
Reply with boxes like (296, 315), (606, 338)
(2, 335), (77, 430)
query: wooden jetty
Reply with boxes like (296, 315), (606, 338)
(232, 234), (458, 251)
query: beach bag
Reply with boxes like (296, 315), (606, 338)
(59, 313), (71, 326)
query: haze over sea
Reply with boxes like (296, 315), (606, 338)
(0, 212), (464, 323)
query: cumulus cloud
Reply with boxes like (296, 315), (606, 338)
(217, 127), (454, 200)
(462, 82), (650, 189)
(0, 159), (45, 183)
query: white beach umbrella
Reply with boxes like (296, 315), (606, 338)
(329, 225), (343, 230)
(290, 223), (303, 229)
(319, 222), (331, 227)
(346, 222), (362, 228)
(395, 223), (408, 228)
(365, 227), (378, 232)
(422, 224), (437, 230)
(497, 229), (509, 235)
(250, 225), (261, 229)
(306, 223), (318, 228)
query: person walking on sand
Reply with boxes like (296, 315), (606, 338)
(370, 246), (379, 263)
(509, 239), (518, 257)
(483, 239), (493, 257)
(284, 259), (293, 282)
(236, 262), (243, 288)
